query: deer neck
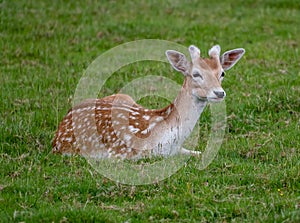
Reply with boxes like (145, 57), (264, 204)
(171, 77), (207, 140)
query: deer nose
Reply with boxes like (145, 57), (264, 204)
(213, 90), (225, 98)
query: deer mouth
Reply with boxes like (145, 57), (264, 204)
(207, 97), (225, 102)
(195, 95), (225, 102)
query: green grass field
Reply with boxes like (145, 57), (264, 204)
(1, 0), (300, 222)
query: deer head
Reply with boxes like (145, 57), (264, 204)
(166, 45), (245, 102)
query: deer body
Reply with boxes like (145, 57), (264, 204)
(52, 44), (245, 160)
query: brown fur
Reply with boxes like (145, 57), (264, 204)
(52, 94), (175, 158)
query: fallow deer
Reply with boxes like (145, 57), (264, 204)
(52, 44), (245, 160)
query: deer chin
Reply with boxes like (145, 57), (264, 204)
(193, 95), (208, 102)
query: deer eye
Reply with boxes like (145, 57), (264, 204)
(192, 71), (203, 80)
(220, 71), (225, 78)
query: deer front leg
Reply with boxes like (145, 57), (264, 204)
(179, 148), (201, 157)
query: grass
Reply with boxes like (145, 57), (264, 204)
(1, 0), (300, 222)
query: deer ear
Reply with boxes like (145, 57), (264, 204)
(221, 48), (245, 71)
(166, 50), (190, 75)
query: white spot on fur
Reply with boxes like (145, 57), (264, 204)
(117, 113), (128, 119)
(148, 122), (157, 130)
(128, 125), (140, 134)
(112, 120), (120, 125)
(154, 116), (164, 122)
(141, 129), (148, 135)
(123, 133), (132, 143)
(143, 115), (150, 120)
(65, 137), (72, 142)
(166, 106), (172, 115)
